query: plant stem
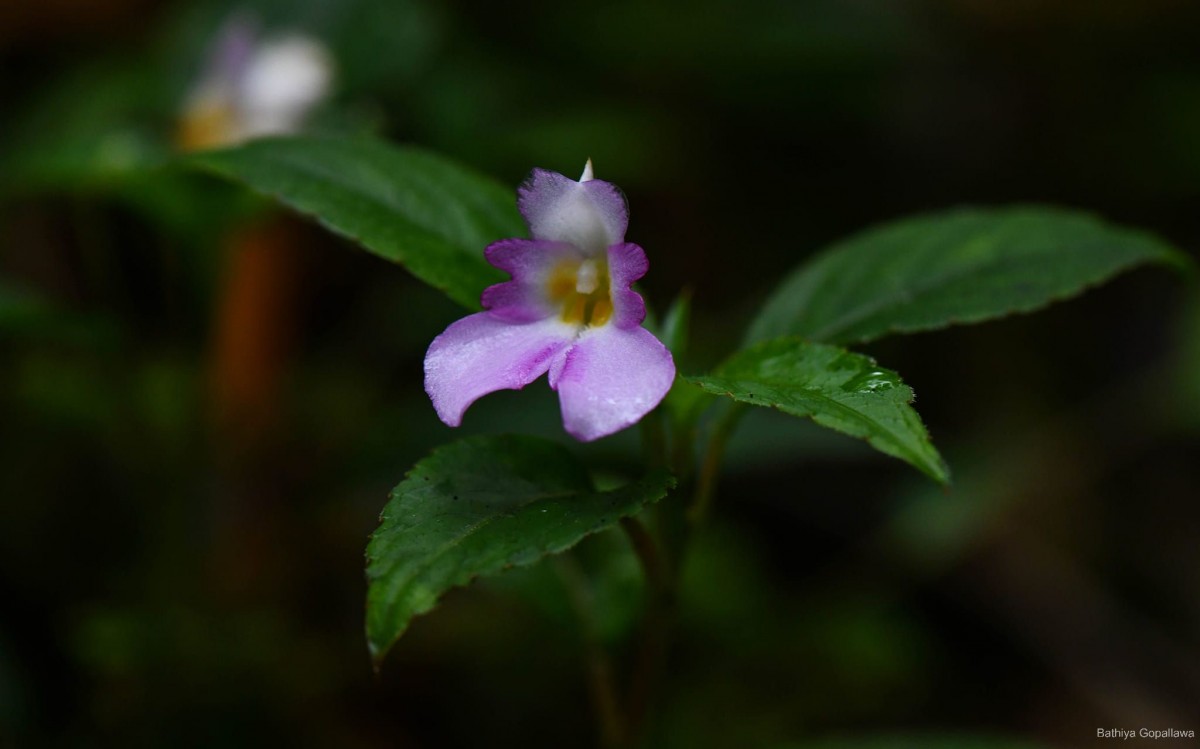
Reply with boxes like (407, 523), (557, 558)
(688, 403), (743, 526)
(554, 555), (626, 748)
(620, 516), (674, 745)
(620, 516), (667, 593)
(618, 399), (745, 744)
(640, 406), (669, 470)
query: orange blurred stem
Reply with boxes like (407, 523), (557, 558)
(206, 214), (303, 598)
(209, 215), (302, 453)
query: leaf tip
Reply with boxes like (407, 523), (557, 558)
(367, 634), (392, 673)
(928, 459), (952, 486)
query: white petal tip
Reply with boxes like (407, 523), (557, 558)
(580, 158), (594, 182)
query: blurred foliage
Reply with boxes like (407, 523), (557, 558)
(2, 0), (1198, 747)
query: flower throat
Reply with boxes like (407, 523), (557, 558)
(549, 258), (612, 327)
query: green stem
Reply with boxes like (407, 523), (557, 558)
(619, 395), (743, 743)
(554, 555), (625, 748)
(640, 406), (669, 470)
(688, 403), (744, 526)
(620, 516), (674, 745)
(621, 516), (667, 593)
(668, 398), (700, 481)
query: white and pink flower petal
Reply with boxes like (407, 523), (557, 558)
(548, 326), (676, 442)
(424, 313), (576, 427)
(481, 239), (581, 322)
(606, 242), (650, 329)
(204, 14), (258, 91)
(517, 167), (628, 254)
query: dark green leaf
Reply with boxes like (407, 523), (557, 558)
(659, 289), (692, 357)
(690, 339), (948, 482)
(365, 434), (674, 664)
(747, 206), (1189, 345)
(190, 135), (523, 309)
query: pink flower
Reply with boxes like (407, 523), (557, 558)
(179, 14), (333, 150)
(424, 161), (676, 441)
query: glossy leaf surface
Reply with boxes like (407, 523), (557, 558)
(690, 339), (948, 482)
(747, 206), (1187, 345)
(365, 435), (674, 664)
(191, 135), (523, 309)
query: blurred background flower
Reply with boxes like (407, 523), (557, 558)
(1, 0), (1198, 747)
(178, 14), (333, 150)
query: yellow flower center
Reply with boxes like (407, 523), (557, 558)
(547, 258), (613, 327)
(177, 99), (238, 151)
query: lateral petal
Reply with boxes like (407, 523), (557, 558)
(606, 242), (649, 329)
(481, 238), (581, 322)
(425, 313), (576, 427)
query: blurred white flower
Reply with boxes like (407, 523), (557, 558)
(179, 16), (333, 150)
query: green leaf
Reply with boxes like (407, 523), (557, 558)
(747, 205), (1189, 345)
(189, 135), (524, 309)
(689, 339), (948, 482)
(659, 289), (692, 357)
(365, 435), (675, 664)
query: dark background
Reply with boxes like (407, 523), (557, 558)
(2, 0), (1198, 746)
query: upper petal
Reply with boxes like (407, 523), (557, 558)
(238, 35), (334, 138)
(606, 242), (649, 329)
(517, 168), (628, 254)
(425, 313), (576, 427)
(204, 14), (259, 90)
(481, 238), (581, 322)
(548, 325), (675, 442)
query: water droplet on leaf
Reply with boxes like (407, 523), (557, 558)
(841, 369), (900, 393)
